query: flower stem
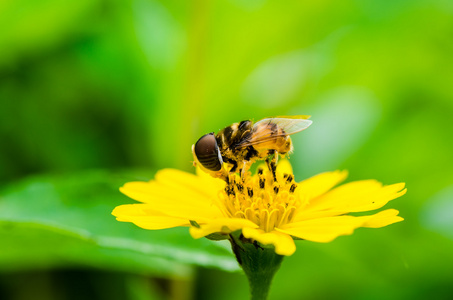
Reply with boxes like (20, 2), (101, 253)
(230, 232), (284, 300)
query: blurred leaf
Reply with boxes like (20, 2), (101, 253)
(0, 170), (239, 274)
(0, 220), (189, 277)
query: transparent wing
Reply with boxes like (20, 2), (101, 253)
(235, 116), (312, 148)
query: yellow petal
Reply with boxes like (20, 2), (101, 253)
(189, 218), (258, 239)
(125, 216), (189, 230)
(276, 159), (293, 174)
(297, 170), (348, 203)
(362, 209), (404, 228)
(112, 204), (189, 229)
(155, 169), (224, 201)
(296, 181), (406, 220)
(242, 227), (296, 256)
(120, 180), (208, 206)
(119, 181), (223, 221)
(112, 203), (163, 217)
(115, 182), (223, 222)
(278, 209), (403, 243)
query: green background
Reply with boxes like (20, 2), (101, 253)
(1, 0), (453, 299)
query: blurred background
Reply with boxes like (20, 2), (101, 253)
(1, 0), (453, 299)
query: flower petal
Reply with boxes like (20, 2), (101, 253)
(190, 218), (258, 239)
(296, 181), (406, 220)
(242, 227), (296, 256)
(297, 170), (348, 203)
(120, 180), (210, 206)
(155, 169), (224, 201)
(278, 209), (403, 243)
(362, 209), (404, 228)
(276, 159), (293, 174)
(119, 180), (223, 221)
(112, 204), (189, 229)
(120, 169), (223, 207)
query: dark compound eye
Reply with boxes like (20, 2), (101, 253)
(194, 133), (223, 171)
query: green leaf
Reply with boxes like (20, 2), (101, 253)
(0, 170), (239, 274)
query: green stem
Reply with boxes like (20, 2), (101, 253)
(230, 232), (284, 300)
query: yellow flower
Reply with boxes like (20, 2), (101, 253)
(112, 161), (406, 256)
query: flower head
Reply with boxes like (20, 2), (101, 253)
(113, 160), (405, 256)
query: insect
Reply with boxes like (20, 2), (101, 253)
(192, 116), (312, 180)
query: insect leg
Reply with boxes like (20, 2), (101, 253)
(229, 160), (238, 173)
(222, 156), (238, 174)
(265, 150), (278, 181)
(240, 161), (251, 179)
(218, 169), (229, 183)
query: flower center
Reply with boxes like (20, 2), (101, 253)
(218, 168), (300, 232)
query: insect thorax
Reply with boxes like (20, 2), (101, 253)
(216, 121), (253, 161)
(215, 120), (293, 164)
(216, 121), (251, 148)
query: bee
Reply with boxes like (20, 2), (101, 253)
(192, 116), (312, 180)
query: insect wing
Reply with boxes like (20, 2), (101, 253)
(256, 117), (312, 135)
(235, 117), (312, 148)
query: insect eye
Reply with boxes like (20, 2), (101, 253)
(194, 133), (223, 171)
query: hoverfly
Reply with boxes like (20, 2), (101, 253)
(192, 116), (312, 180)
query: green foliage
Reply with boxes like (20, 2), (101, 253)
(0, 171), (238, 274)
(1, 0), (453, 299)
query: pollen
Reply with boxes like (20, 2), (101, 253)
(219, 168), (300, 232)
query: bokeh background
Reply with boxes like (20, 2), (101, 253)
(1, 0), (453, 299)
